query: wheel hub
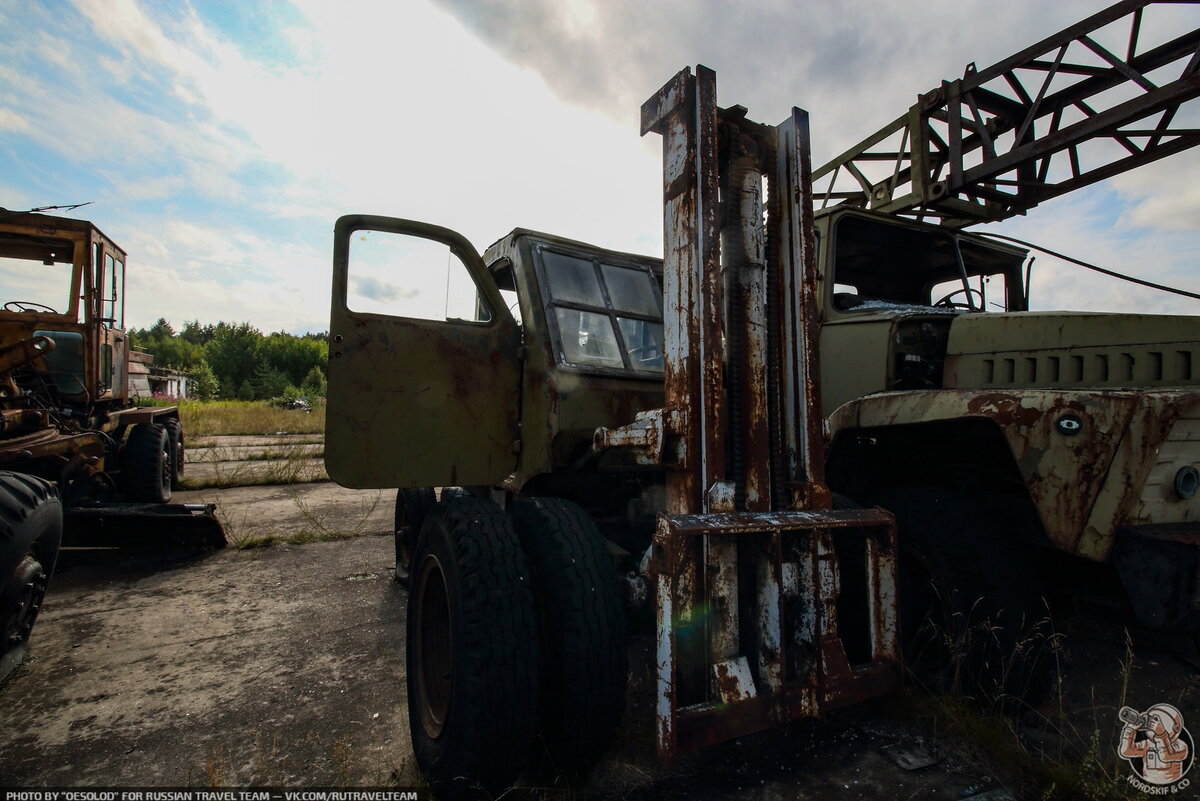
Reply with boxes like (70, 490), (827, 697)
(4, 554), (47, 646)
(413, 554), (453, 740)
(160, 447), (172, 490)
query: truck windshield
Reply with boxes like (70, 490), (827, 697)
(536, 245), (664, 374)
(831, 215), (1025, 313)
(0, 233), (76, 316)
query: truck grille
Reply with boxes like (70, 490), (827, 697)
(952, 345), (1198, 389)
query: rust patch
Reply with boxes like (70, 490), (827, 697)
(965, 392), (1048, 427)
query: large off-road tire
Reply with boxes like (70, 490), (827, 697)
(162, 417), (185, 489)
(393, 487), (435, 586)
(875, 487), (1055, 706)
(407, 496), (539, 799)
(123, 423), (172, 504)
(510, 497), (627, 774)
(0, 472), (63, 685)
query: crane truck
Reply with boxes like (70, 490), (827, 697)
(325, 1), (1199, 797)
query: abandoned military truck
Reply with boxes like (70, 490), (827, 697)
(327, 3), (1200, 795)
(326, 206), (1198, 791)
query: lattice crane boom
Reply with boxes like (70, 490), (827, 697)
(814, 0), (1200, 228)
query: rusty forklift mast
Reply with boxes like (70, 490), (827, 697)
(599, 68), (900, 760)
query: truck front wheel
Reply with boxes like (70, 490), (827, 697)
(511, 497), (627, 774)
(407, 496), (539, 799)
(0, 472), (63, 684)
(875, 487), (1055, 707)
(123, 423), (172, 504)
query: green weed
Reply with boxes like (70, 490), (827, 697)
(172, 400), (325, 437)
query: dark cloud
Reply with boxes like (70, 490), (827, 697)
(352, 275), (413, 302)
(434, 0), (1120, 163)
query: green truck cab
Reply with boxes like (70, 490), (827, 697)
(330, 207), (1198, 633)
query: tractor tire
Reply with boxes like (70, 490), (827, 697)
(123, 423), (172, 504)
(407, 496), (539, 799)
(0, 472), (63, 685)
(510, 496), (627, 774)
(393, 488), (435, 586)
(162, 417), (185, 489)
(875, 487), (1055, 707)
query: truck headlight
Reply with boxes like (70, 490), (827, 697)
(1175, 466), (1199, 500)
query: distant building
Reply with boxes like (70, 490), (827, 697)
(150, 366), (190, 398)
(129, 351), (153, 398)
(128, 350), (190, 399)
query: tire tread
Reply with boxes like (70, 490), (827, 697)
(0, 470), (62, 683)
(123, 424), (171, 503)
(511, 496), (627, 773)
(408, 496), (538, 798)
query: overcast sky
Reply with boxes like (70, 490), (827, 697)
(1, 0), (1197, 333)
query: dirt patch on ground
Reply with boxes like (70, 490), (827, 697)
(175, 483), (389, 544)
(2, 534), (411, 786)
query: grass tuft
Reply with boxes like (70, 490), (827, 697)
(216, 486), (384, 550)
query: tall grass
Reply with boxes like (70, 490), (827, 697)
(165, 400), (325, 437)
(178, 447), (328, 490)
(888, 610), (1133, 801)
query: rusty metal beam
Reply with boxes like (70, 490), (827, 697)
(641, 65), (726, 759)
(641, 66), (725, 516)
(652, 508), (900, 759)
(775, 109), (832, 510)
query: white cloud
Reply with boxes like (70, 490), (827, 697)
(118, 219), (331, 333)
(1112, 151), (1200, 233)
(0, 107), (31, 134)
(986, 191), (1199, 316)
(0, 182), (34, 211)
(34, 33), (72, 70)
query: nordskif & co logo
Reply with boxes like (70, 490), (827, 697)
(1118, 703), (1193, 794)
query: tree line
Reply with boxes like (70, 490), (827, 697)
(129, 318), (328, 402)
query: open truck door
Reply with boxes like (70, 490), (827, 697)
(326, 216), (521, 488)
